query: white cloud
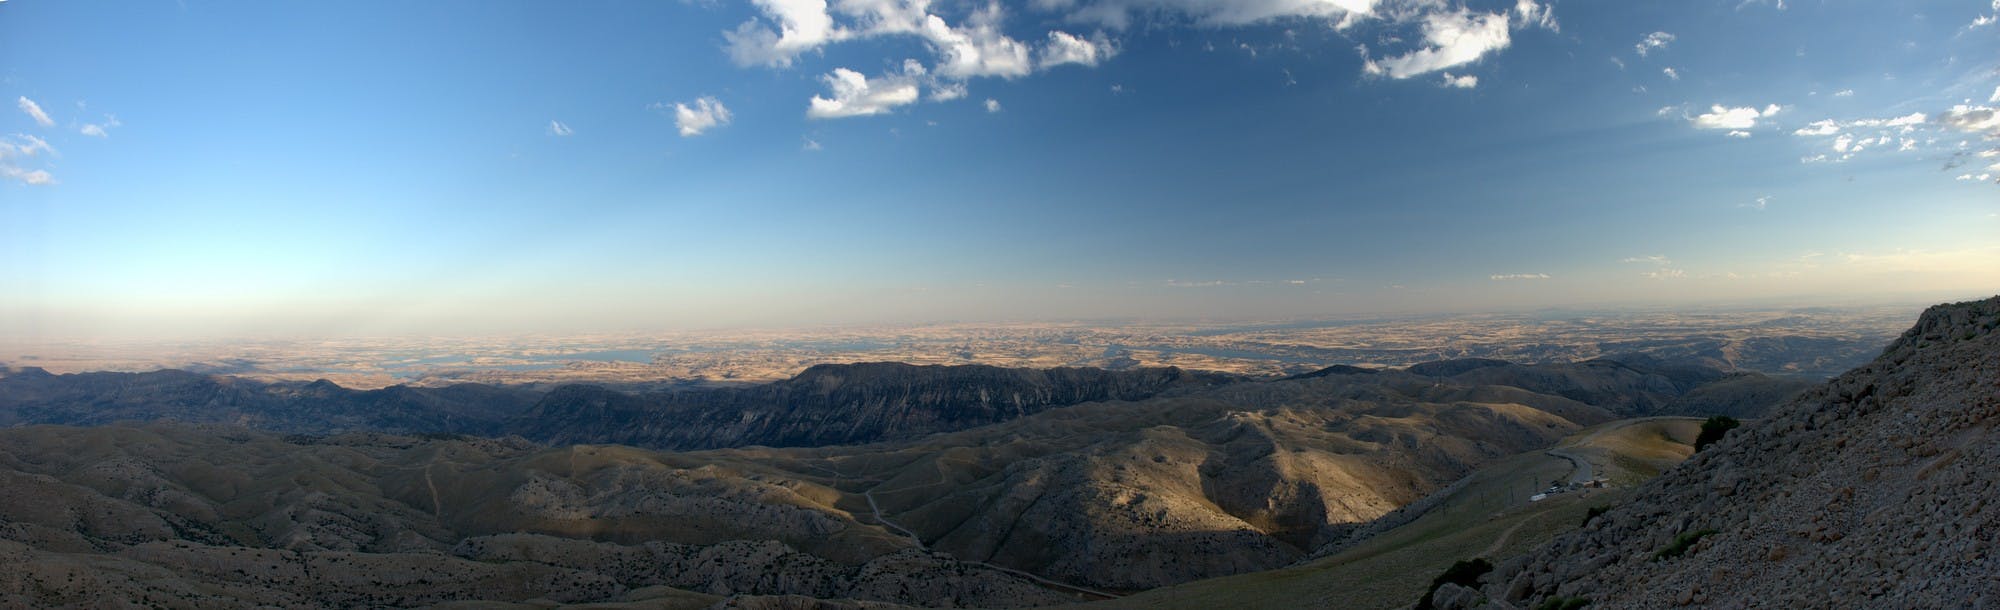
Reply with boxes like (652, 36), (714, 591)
(1039, 30), (1116, 68)
(1726, 130), (1751, 138)
(929, 80), (968, 101)
(1833, 89), (1854, 97)
(1691, 104), (1780, 130)
(723, 0), (1553, 112)
(1744, 196), (1770, 210)
(1991, 85), (2000, 103)
(1793, 119), (1840, 136)
(1635, 31), (1674, 57)
(723, 0), (845, 67)
(1441, 72), (1477, 88)
(1642, 268), (1688, 279)
(1051, 0), (1383, 29)
(984, 98), (1002, 113)
(1622, 255), (1672, 265)
(671, 96), (733, 135)
(923, 5), (1034, 79)
(1942, 105), (2000, 138)
(1488, 273), (1550, 280)
(1514, 0), (1557, 31)
(802, 137), (823, 151)
(0, 134), (57, 186)
(15, 97), (53, 128)
(79, 115), (121, 138)
(808, 67), (920, 119)
(1662, 67), (1679, 80)
(546, 120), (573, 137)
(1363, 9), (1513, 79)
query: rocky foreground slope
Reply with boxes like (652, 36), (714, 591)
(1435, 296), (2000, 608)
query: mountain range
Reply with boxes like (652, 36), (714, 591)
(8, 297), (1995, 609)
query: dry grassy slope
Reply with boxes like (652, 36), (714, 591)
(1080, 417), (1701, 610)
(732, 374), (1615, 591)
(0, 425), (1067, 609)
(1449, 296), (2000, 609)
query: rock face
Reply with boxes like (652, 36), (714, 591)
(508, 362), (1242, 450)
(1446, 296), (2000, 609)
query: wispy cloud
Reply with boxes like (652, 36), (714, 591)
(1488, 273), (1550, 280)
(79, 114), (121, 138)
(15, 97), (53, 127)
(1363, 9), (1515, 79)
(1635, 31), (1675, 57)
(662, 96), (733, 135)
(808, 66), (920, 119)
(1441, 73), (1478, 89)
(1039, 31), (1117, 69)
(984, 98), (1002, 113)
(0, 133), (57, 185)
(1621, 255), (1672, 265)
(546, 120), (574, 136)
(1691, 103), (1781, 130)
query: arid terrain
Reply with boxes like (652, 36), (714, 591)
(0, 304), (1919, 391)
(0, 340), (1820, 607)
(5, 297), (1998, 609)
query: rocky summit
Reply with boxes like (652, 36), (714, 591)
(1434, 296), (2000, 609)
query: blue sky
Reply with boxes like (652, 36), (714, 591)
(2, 0), (1997, 337)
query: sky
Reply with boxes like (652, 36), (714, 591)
(1, 0), (1997, 338)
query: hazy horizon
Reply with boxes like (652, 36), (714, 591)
(4, 1), (1997, 340)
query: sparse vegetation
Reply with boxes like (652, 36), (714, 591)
(1415, 558), (1493, 610)
(1693, 416), (1740, 451)
(1583, 505), (1610, 526)
(1652, 529), (1718, 561)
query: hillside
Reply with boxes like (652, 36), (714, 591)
(0, 368), (535, 435)
(0, 358), (1805, 454)
(510, 362), (1242, 450)
(1435, 296), (2000, 608)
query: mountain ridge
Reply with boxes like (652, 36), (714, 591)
(1434, 296), (2000, 608)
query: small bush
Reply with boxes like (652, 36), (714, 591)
(1653, 529), (1718, 561)
(1535, 596), (1590, 610)
(1583, 505), (1610, 526)
(1416, 557), (1493, 610)
(1693, 416), (1740, 451)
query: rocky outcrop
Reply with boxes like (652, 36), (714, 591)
(1442, 296), (2000, 609)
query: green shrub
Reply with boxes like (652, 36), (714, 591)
(1693, 416), (1740, 451)
(1534, 596), (1590, 610)
(1583, 505), (1610, 526)
(1415, 557), (1493, 610)
(1652, 529), (1718, 561)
